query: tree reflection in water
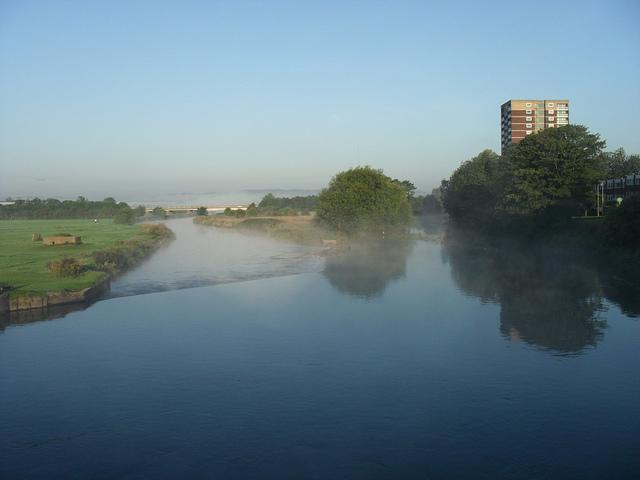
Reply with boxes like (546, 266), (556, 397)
(598, 260), (640, 319)
(442, 232), (606, 355)
(323, 240), (413, 299)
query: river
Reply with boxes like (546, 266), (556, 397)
(1, 218), (639, 479)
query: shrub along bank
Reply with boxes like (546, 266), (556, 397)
(194, 215), (345, 246)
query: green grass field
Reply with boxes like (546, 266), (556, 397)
(0, 219), (148, 295)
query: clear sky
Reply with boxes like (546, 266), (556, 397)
(1, 0), (639, 200)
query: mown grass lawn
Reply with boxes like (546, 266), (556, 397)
(0, 219), (147, 295)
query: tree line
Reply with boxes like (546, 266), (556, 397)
(0, 196), (168, 225)
(0, 197), (137, 220)
(440, 125), (640, 241)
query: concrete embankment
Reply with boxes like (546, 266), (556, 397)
(0, 276), (111, 313)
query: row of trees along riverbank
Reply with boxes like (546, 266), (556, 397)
(0, 197), (168, 224)
(440, 125), (640, 250)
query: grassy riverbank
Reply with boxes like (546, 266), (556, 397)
(0, 219), (173, 297)
(194, 214), (346, 245)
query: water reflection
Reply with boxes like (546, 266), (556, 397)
(442, 233), (606, 354)
(0, 302), (90, 332)
(323, 240), (413, 298)
(598, 261), (640, 318)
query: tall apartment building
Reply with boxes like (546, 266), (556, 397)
(500, 99), (569, 152)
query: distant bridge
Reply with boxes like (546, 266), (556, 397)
(145, 205), (249, 215)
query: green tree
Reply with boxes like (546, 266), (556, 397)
(258, 193), (277, 208)
(441, 149), (504, 225)
(134, 205), (146, 217)
(501, 125), (606, 216)
(392, 179), (417, 199)
(196, 206), (208, 216)
(245, 203), (258, 216)
(604, 148), (640, 178)
(316, 166), (412, 234)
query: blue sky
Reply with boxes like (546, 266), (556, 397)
(1, 0), (639, 200)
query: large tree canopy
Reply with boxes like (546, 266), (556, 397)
(501, 125), (606, 215)
(316, 166), (412, 234)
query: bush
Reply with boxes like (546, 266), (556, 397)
(196, 206), (208, 216)
(92, 243), (145, 271)
(602, 194), (640, 249)
(91, 225), (173, 272)
(317, 166), (412, 234)
(140, 223), (173, 238)
(48, 257), (83, 277)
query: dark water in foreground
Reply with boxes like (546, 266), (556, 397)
(1, 219), (639, 479)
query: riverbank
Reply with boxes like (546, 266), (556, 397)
(194, 214), (347, 246)
(0, 220), (174, 312)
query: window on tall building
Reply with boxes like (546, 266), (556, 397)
(526, 130), (532, 135)
(549, 110), (554, 114)
(526, 109), (532, 114)
(548, 103), (555, 107)
(526, 116), (532, 121)
(526, 124), (532, 128)
(549, 117), (554, 121)
(526, 103), (532, 107)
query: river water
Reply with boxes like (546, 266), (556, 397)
(1, 218), (639, 479)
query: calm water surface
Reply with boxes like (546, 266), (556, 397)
(1, 218), (639, 479)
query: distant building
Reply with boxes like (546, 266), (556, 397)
(501, 99), (569, 153)
(602, 174), (640, 204)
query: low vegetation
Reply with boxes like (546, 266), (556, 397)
(195, 214), (344, 245)
(47, 257), (83, 278)
(0, 219), (173, 297)
(258, 193), (318, 213)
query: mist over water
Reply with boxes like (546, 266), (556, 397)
(109, 218), (324, 297)
(1, 216), (639, 478)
